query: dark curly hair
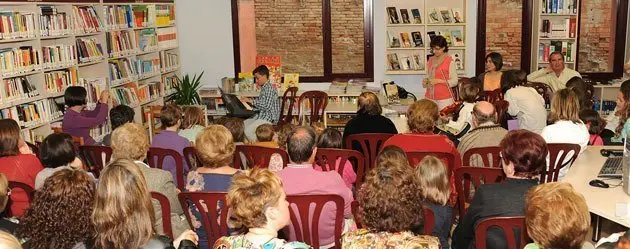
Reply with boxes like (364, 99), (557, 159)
(357, 146), (422, 232)
(16, 169), (96, 249)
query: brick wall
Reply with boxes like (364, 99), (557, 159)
(331, 0), (364, 74)
(578, 0), (614, 72)
(485, 0), (522, 70)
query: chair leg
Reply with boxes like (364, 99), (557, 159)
(591, 214), (602, 242)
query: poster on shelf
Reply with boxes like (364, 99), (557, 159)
(255, 55), (282, 91)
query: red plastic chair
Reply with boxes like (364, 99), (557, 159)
(183, 146), (201, 170)
(406, 151), (456, 176)
(526, 81), (554, 107)
(233, 145), (289, 170)
(147, 147), (186, 191)
(351, 200), (362, 228)
(151, 192), (173, 239)
(315, 148), (364, 180)
(475, 216), (529, 249)
(454, 167), (505, 218)
(483, 89), (504, 104)
(298, 90), (328, 125)
(79, 145), (113, 177)
(279, 87), (299, 126)
(494, 100), (510, 127)
(7, 181), (35, 217)
(344, 133), (394, 188)
(462, 146), (502, 168)
(541, 143), (581, 183)
(286, 194), (344, 249)
(178, 192), (229, 247)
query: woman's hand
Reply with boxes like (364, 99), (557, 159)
(428, 78), (444, 85)
(99, 91), (110, 104)
(173, 230), (199, 248)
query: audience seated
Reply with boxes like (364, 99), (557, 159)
(276, 123), (296, 150)
(179, 106), (206, 143)
(342, 92), (398, 149)
(61, 86), (110, 145)
(580, 109), (604, 146)
(0, 231), (21, 249)
(101, 104), (134, 146)
(93, 158), (198, 249)
(566, 76), (592, 110)
(452, 129), (547, 249)
(503, 70), (547, 134)
(526, 51), (581, 91)
(541, 88), (589, 180)
(17, 169), (95, 248)
(0, 173), (16, 234)
(35, 133), (88, 189)
(0, 119), (43, 216)
(457, 101), (508, 167)
(314, 128), (357, 189)
(478, 52), (504, 91)
(151, 104), (191, 186)
(252, 124), (284, 172)
(213, 168), (309, 249)
(441, 82), (480, 139)
(342, 145), (440, 248)
(277, 126), (353, 247)
(610, 80), (630, 144)
(218, 117), (247, 145)
(416, 155), (452, 249)
(111, 123), (189, 238)
(311, 122), (326, 137)
(186, 125), (240, 249)
(524, 182), (591, 249)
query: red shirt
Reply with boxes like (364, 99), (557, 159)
(425, 56), (454, 100)
(0, 154), (43, 216)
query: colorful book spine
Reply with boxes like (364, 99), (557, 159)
(44, 68), (78, 94)
(39, 6), (71, 37)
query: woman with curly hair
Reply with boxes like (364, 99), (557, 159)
(342, 145), (440, 248)
(610, 80), (630, 144)
(16, 168), (95, 248)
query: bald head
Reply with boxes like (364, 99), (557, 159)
(287, 127), (317, 164)
(472, 101), (498, 126)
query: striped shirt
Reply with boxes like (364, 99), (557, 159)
(253, 81), (280, 124)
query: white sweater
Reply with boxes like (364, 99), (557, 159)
(504, 86), (547, 134)
(541, 120), (589, 181)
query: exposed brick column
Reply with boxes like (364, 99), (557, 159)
(485, 0), (523, 70)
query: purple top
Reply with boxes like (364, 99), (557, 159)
(62, 103), (108, 145)
(151, 130), (191, 186)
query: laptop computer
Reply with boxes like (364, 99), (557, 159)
(597, 133), (627, 178)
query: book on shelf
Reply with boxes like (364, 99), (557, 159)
(44, 68), (78, 94)
(137, 29), (158, 52)
(110, 83), (140, 106)
(540, 17), (576, 38)
(42, 44), (77, 69)
(72, 6), (102, 34)
(0, 46), (41, 76)
(439, 8), (453, 23)
(156, 27), (177, 49)
(400, 32), (412, 48)
(107, 30), (138, 56)
(428, 9), (442, 23)
(255, 55), (282, 90)
(160, 50), (179, 70)
(427, 31), (437, 42)
(439, 30), (452, 46)
(0, 11), (37, 40)
(538, 40), (574, 62)
(387, 53), (401, 70)
(90, 122), (111, 142)
(411, 31), (424, 47)
(451, 30), (465, 46)
(2, 75), (39, 102)
(542, 0), (578, 14)
(137, 81), (162, 102)
(137, 58), (160, 77)
(1, 98), (62, 128)
(109, 58), (138, 83)
(39, 6), (71, 37)
(451, 8), (464, 23)
(328, 81), (347, 94)
(387, 31), (401, 48)
(104, 5), (132, 30)
(283, 73), (299, 91)
(156, 5), (175, 26)
(162, 75), (177, 96)
(77, 77), (106, 105)
(400, 9), (411, 24)
(387, 7), (400, 24)
(411, 9), (422, 24)
(237, 72), (254, 92)
(76, 38), (104, 63)
(394, 53), (424, 71)
(132, 5), (156, 28)
(451, 52), (464, 70)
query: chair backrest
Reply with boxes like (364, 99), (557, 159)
(406, 151), (456, 176)
(454, 167), (505, 218)
(182, 146), (201, 170)
(233, 145), (289, 170)
(7, 181), (35, 217)
(462, 146), (502, 168)
(315, 148), (364, 179)
(298, 90), (328, 125)
(79, 145), (113, 177)
(541, 143), (581, 183)
(494, 100), (510, 127)
(483, 89), (504, 104)
(151, 192), (173, 239)
(286, 194), (344, 249)
(475, 216), (528, 249)
(71, 136), (84, 151)
(344, 133), (394, 188)
(279, 87), (299, 126)
(351, 200), (361, 228)
(147, 147), (185, 191)
(26, 142), (39, 156)
(178, 192), (229, 247)
(526, 82), (554, 107)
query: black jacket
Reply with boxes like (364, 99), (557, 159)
(342, 113), (398, 150)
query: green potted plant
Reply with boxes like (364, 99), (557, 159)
(167, 71), (204, 105)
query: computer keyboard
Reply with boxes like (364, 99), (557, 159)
(598, 156), (623, 178)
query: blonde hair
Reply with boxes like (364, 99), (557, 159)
(416, 156), (449, 206)
(276, 124), (296, 150)
(357, 92), (382, 115)
(111, 123), (149, 161)
(255, 124), (275, 142)
(195, 125), (235, 168)
(227, 168), (284, 228)
(0, 173), (8, 213)
(0, 231), (21, 249)
(407, 99), (439, 133)
(311, 122), (325, 136)
(181, 106), (205, 129)
(376, 145), (410, 169)
(93, 159), (155, 249)
(549, 88), (581, 124)
(525, 182), (590, 249)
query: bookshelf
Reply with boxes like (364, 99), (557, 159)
(531, 0), (579, 72)
(0, 0), (179, 144)
(385, 0), (467, 75)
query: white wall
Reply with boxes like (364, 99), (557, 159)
(176, 0), (477, 97)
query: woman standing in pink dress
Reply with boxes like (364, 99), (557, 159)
(424, 35), (459, 110)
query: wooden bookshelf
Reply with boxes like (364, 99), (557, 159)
(385, 0), (467, 75)
(0, 0), (179, 144)
(531, 0), (579, 72)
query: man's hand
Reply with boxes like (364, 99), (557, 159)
(241, 97), (253, 103)
(99, 91), (110, 104)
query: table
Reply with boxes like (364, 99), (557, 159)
(562, 146), (630, 240)
(323, 101), (410, 133)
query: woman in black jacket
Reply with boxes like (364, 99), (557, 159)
(343, 92), (398, 150)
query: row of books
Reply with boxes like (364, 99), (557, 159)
(109, 58), (137, 83)
(387, 30), (464, 48)
(156, 27), (177, 49)
(538, 41), (574, 62)
(387, 7), (464, 25)
(110, 84), (140, 106)
(76, 37), (105, 63)
(387, 53), (426, 71)
(39, 6), (71, 37)
(137, 58), (160, 77)
(1, 98), (62, 128)
(137, 81), (162, 102)
(77, 77), (106, 106)
(0, 46), (42, 76)
(163, 75), (177, 96)
(104, 5), (133, 30)
(156, 5), (175, 26)
(160, 50), (178, 70)
(72, 6), (102, 34)
(106, 30), (138, 56)
(540, 18), (577, 38)
(2, 76), (39, 102)
(0, 11), (37, 40)
(42, 44), (77, 69)
(542, 0), (578, 14)
(132, 5), (157, 28)
(90, 122), (111, 142)
(138, 29), (158, 52)
(44, 68), (78, 94)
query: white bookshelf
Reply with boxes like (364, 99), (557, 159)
(385, 0), (467, 75)
(531, 0), (580, 72)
